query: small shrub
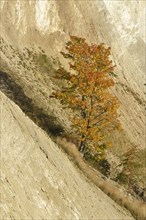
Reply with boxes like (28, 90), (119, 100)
(115, 147), (144, 187)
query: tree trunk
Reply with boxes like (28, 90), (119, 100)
(79, 140), (86, 152)
(79, 95), (88, 153)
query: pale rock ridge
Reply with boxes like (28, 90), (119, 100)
(35, 0), (60, 34)
(103, 0), (146, 45)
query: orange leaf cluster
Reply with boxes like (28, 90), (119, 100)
(51, 36), (121, 158)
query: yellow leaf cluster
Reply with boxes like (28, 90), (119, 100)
(50, 36), (121, 159)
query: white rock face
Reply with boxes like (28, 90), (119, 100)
(0, 91), (134, 219)
(103, 1), (145, 45)
(35, 0), (60, 34)
(0, 1), (145, 145)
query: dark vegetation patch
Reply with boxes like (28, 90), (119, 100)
(84, 151), (110, 177)
(84, 145), (146, 202)
(0, 70), (64, 136)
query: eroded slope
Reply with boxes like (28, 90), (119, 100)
(0, 91), (134, 219)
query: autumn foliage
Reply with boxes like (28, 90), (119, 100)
(51, 36), (121, 159)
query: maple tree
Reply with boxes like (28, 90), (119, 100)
(51, 36), (121, 159)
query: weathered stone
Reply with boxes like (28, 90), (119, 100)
(1, 91), (134, 219)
